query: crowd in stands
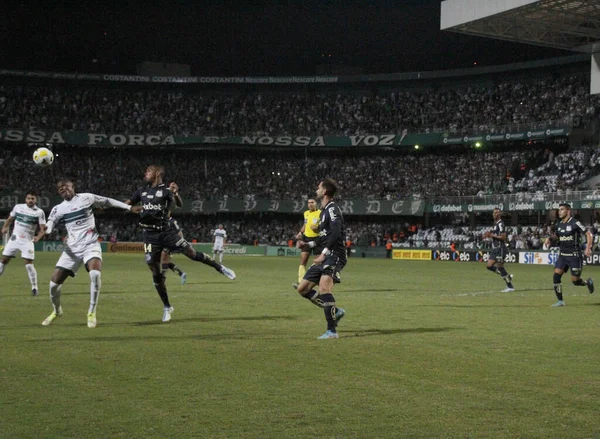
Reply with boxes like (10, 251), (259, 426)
(3, 143), (600, 201)
(0, 74), (598, 137)
(3, 70), (600, 249)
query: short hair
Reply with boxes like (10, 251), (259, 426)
(149, 165), (165, 178)
(56, 178), (73, 187)
(320, 178), (338, 198)
(26, 190), (38, 197)
(559, 203), (571, 210)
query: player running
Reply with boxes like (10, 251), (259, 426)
(0, 191), (46, 296)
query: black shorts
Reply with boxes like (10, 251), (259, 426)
(302, 235), (320, 255)
(303, 253), (347, 284)
(555, 254), (583, 276)
(489, 246), (508, 263)
(143, 229), (190, 264)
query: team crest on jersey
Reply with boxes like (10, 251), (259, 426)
(566, 226), (572, 231)
(142, 192), (147, 196)
(155, 190), (163, 197)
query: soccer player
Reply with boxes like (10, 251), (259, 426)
(0, 191), (46, 296)
(127, 165), (236, 323)
(42, 179), (141, 328)
(549, 203), (593, 307)
(161, 216), (187, 285)
(212, 224), (227, 263)
(295, 179), (346, 339)
(294, 198), (321, 287)
(484, 208), (515, 292)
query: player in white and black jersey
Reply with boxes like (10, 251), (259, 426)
(0, 191), (46, 296)
(295, 178), (347, 339)
(212, 224), (227, 263)
(42, 179), (141, 328)
(127, 165), (236, 323)
(485, 208), (515, 292)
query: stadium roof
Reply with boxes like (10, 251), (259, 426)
(443, 0), (600, 53)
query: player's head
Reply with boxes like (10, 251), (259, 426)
(493, 208), (502, 220)
(307, 198), (317, 211)
(558, 203), (571, 219)
(144, 165), (165, 183)
(56, 179), (75, 201)
(25, 190), (38, 207)
(317, 178), (338, 200)
(218, 224), (224, 230)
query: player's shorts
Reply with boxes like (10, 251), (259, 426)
(163, 219), (185, 255)
(303, 253), (347, 284)
(55, 242), (102, 277)
(489, 246), (508, 263)
(301, 235), (320, 256)
(555, 254), (583, 276)
(2, 234), (35, 260)
(213, 242), (224, 252)
(144, 229), (190, 264)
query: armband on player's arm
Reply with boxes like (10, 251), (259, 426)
(321, 247), (329, 255)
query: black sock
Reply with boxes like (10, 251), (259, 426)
(169, 262), (184, 276)
(497, 267), (513, 288)
(573, 279), (586, 286)
(302, 289), (324, 308)
(153, 274), (170, 307)
(554, 283), (563, 301)
(191, 251), (221, 271)
(320, 293), (337, 332)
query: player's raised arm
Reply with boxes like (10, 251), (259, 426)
(169, 182), (183, 208)
(90, 194), (137, 212)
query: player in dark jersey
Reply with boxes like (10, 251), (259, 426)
(160, 214), (187, 285)
(127, 165), (236, 323)
(295, 178), (346, 339)
(549, 203), (593, 307)
(485, 208), (515, 292)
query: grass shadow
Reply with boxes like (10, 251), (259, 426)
(343, 327), (461, 338)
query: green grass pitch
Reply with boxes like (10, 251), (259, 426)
(1, 253), (599, 438)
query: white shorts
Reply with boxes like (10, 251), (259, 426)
(2, 235), (35, 260)
(56, 242), (102, 275)
(213, 243), (224, 252)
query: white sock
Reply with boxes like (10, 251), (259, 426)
(0, 262), (5, 275)
(212, 252), (217, 260)
(219, 253), (224, 263)
(88, 270), (101, 314)
(49, 281), (62, 313)
(25, 264), (38, 290)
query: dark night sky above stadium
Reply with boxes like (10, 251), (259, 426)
(4, 0), (572, 76)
